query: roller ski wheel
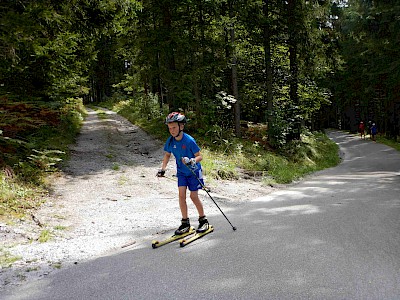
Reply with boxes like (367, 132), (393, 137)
(180, 225), (214, 247)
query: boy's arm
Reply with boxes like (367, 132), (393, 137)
(193, 151), (202, 163)
(161, 152), (171, 170)
(157, 152), (171, 177)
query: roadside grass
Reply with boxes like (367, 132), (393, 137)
(0, 177), (46, 221)
(101, 98), (340, 185)
(0, 248), (21, 269)
(0, 97), (86, 223)
(91, 106), (107, 119)
(200, 131), (340, 184)
(51, 262), (62, 269)
(38, 230), (52, 243)
(377, 135), (400, 152)
(54, 225), (68, 231)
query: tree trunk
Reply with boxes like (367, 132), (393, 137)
(162, 2), (176, 110)
(263, 0), (274, 143)
(229, 0), (241, 137)
(287, 0), (300, 140)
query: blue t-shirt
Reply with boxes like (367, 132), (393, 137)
(164, 133), (201, 176)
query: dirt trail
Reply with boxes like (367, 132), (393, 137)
(0, 108), (276, 290)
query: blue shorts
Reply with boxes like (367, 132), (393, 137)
(177, 169), (204, 191)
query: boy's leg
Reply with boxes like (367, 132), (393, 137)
(187, 171), (206, 217)
(175, 186), (191, 235)
(186, 172), (209, 232)
(178, 186), (189, 219)
(190, 191), (210, 233)
(189, 190), (205, 217)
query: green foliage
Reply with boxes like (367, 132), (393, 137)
(0, 173), (45, 221)
(0, 0), (141, 100)
(0, 97), (85, 181)
(102, 92), (169, 140)
(375, 136), (400, 152)
(201, 130), (340, 184)
(0, 97), (85, 221)
(38, 230), (52, 243)
(0, 248), (21, 269)
(202, 124), (236, 153)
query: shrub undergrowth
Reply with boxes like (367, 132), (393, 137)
(0, 96), (86, 222)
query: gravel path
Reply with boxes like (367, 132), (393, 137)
(0, 108), (276, 291)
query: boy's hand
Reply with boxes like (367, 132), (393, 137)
(182, 157), (196, 166)
(156, 169), (165, 177)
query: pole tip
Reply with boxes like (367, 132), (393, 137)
(233, 227), (237, 231)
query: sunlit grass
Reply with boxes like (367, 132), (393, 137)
(0, 248), (21, 268)
(38, 230), (52, 243)
(0, 175), (45, 221)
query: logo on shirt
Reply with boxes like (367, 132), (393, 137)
(182, 144), (187, 150)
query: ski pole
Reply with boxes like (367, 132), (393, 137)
(184, 162), (237, 231)
(156, 174), (177, 182)
(157, 173), (211, 192)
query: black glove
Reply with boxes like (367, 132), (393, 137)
(157, 169), (165, 177)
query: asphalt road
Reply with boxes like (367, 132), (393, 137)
(3, 130), (400, 300)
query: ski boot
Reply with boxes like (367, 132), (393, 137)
(197, 216), (209, 233)
(175, 218), (191, 235)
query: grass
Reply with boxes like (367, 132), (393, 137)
(51, 262), (62, 269)
(54, 225), (68, 231)
(117, 175), (129, 185)
(87, 105), (108, 119)
(0, 176), (46, 222)
(0, 97), (86, 223)
(377, 135), (400, 151)
(200, 131), (340, 184)
(38, 230), (52, 243)
(0, 248), (21, 268)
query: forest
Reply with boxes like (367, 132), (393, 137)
(1, 0), (399, 135)
(0, 1), (399, 185)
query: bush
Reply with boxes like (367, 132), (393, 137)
(0, 96), (85, 221)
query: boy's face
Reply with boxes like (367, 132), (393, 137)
(167, 122), (184, 137)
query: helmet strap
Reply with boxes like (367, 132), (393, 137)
(174, 123), (184, 138)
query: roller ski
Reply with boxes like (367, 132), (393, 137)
(180, 225), (214, 247)
(180, 216), (214, 247)
(152, 218), (194, 249)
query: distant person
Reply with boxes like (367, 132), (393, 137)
(358, 121), (365, 139)
(371, 123), (377, 142)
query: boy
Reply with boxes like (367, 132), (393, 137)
(157, 112), (209, 234)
